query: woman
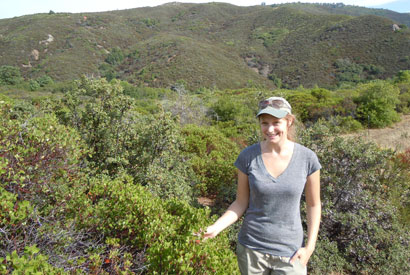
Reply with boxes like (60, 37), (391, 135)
(203, 97), (321, 275)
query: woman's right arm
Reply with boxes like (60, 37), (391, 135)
(203, 169), (249, 240)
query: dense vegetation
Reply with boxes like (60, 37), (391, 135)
(0, 3), (410, 90)
(0, 68), (409, 273)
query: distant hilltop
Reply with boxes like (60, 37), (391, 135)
(0, 2), (409, 89)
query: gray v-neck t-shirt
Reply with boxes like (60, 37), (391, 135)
(234, 142), (321, 257)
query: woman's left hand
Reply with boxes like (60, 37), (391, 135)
(289, 247), (314, 267)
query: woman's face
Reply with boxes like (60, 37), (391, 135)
(259, 114), (290, 143)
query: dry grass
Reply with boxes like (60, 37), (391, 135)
(344, 114), (410, 152)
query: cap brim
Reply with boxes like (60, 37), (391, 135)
(256, 106), (288, 118)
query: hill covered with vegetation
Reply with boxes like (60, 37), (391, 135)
(270, 2), (410, 27)
(0, 2), (409, 90)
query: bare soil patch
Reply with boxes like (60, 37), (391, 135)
(344, 114), (410, 152)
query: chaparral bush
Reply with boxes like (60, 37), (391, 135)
(0, 97), (86, 211)
(181, 124), (239, 196)
(57, 76), (195, 203)
(0, 96), (105, 273)
(57, 76), (135, 175)
(0, 245), (65, 274)
(131, 112), (196, 203)
(69, 173), (239, 274)
(354, 81), (400, 128)
(299, 121), (410, 274)
(0, 65), (22, 85)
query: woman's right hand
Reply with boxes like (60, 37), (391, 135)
(202, 225), (220, 240)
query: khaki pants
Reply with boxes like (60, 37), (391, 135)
(236, 243), (307, 275)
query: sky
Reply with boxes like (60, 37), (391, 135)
(0, 0), (409, 20)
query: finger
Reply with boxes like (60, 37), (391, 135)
(289, 255), (297, 264)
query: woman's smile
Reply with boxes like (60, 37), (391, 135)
(259, 114), (288, 143)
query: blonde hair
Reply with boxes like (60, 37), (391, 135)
(285, 114), (296, 141)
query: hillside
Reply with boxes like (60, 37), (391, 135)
(271, 2), (410, 27)
(0, 2), (409, 89)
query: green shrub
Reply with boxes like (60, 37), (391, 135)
(354, 81), (400, 128)
(105, 47), (124, 65)
(72, 174), (239, 274)
(0, 98), (98, 273)
(0, 246), (65, 274)
(286, 92), (317, 122)
(394, 70), (410, 83)
(299, 121), (410, 273)
(0, 187), (33, 226)
(390, 149), (410, 226)
(0, 102), (86, 208)
(132, 112), (196, 202)
(58, 76), (135, 175)
(325, 115), (363, 133)
(334, 58), (363, 83)
(0, 65), (22, 85)
(308, 237), (347, 275)
(36, 75), (54, 87)
(286, 89), (340, 123)
(209, 95), (252, 123)
(59, 77), (195, 202)
(182, 124), (239, 196)
(98, 63), (117, 81)
(29, 79), (40, 91)
(397, 82), (410, 114)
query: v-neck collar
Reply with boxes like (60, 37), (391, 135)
(258, 142), (298, 181)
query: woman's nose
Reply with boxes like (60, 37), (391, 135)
(268, 125), (275, 132)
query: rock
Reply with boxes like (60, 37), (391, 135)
(31, 49), (39, 60)
(22, 61), (32, 68)
(39, 34), (55, 46)
(392, 24), (401, 32)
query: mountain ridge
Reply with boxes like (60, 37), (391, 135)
(0, 2), (409, 89)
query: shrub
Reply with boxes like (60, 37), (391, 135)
(354, 81), (400, 128)
(29, 79), (40, 91)
(181, 124), (239, 196)
(105, 47), (124, 65)
(58, 77), (195, 202)
(286, 90), (340, 123)
(0, 246), (65, 274)
(286, 92), (316, 122)
(98, 63), (117, 81)
(0, 101), (86, 209)
(209, 95), (252, 123)
(0, 98), (106, 273)
(397, 85), (410, 114)
(334, 58), (363, 83)
(299, 121), (410, 273)
(36, 75), (54, 87)
(0, 65), (22, 85)
(131, 112), (196, 203)
(324, 115), (363, 133)
(394, 70), (410, 83)
(57, 76), (135, 175)
(71, 174), (239, 274)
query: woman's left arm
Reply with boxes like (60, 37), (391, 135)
(290, 169), (321, 266)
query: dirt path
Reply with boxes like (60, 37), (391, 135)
(344, 114), (410, 152)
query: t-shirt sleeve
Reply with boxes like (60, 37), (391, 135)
(234, 148), (250, 175)
(307, 151), (321, 176)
